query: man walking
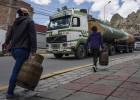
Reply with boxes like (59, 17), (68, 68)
(3, 8), (37, 98)
(87, 26), (104, 72)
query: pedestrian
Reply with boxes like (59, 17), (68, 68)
(3, 8), (37, 99)
(87, 26), (104, 72)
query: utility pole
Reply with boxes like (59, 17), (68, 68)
(104, 1), (111, 21)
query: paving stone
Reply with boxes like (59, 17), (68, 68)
(71, 74), (106, 84)
(0, 94), (5, 99)
(120, 81), (140, 90)
(107, 96), (127, 100)
(110, 64), (125, 70)
(127, 76), (140, 83)
(132, 71), (140, 78)
(94, 79), (122, 87)
(95, 70), (114, 75)
(63, 92), (106, 100)
(112, 88), (140, 100)
(105, 75), (129, 81)
(70, 78), (94, 84)
(115, 68), (138, 75)
(85, 74), (107, 80)
(16, 96), (51, 100)
(63, 82), (89, 91)
(81, 84), (116, 96)
(38, 87), (74, 100)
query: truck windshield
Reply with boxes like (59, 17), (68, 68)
(48, 15), (71, 30)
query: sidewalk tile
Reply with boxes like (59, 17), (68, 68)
(107, 96), (126, 100)
(70, 74), (106, 84)
(132, 71), (140, 78)
(81, 84), (116, 96)
(110, 64), (125, 70)
(112, 88), (140, 100)
(23, 96), (51, 100)
(95, 71), (114, 76)
(63, 82), (89, 91)
(70, 78), (95, 84)
(86, 74), (107, 80)
(120, 82), (140, 90)
(127, 76), (140, 83)
(104, 75), (129, 81)
(94, 79), (122, 87)
(114, 70), (136, 76)
(63, 92), (106, 100)
(38, 87), (74, 100)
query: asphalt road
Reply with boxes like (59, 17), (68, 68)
(0, 51), (140, 85)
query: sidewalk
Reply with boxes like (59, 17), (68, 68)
(0, 56), (140, 100)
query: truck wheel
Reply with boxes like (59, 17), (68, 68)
(129, 48), (134, 53)
(54, 54), (63, 58)
(123, 47), (129, 53)
(75, 45), (86, 59)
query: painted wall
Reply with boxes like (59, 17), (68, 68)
(0, 29), (6, 52)
(37, 32), (46, 49)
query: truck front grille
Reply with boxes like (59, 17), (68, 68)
(51, 44), (60, 49)
(46, 35), (67, 43)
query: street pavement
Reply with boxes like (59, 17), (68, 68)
(1, 52), (140, 99)
(0, 51), (140, 85)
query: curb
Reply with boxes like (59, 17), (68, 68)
(40, 64), (92, 80)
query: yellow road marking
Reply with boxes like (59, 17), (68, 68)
(0, 85), (8, 92)
(40, 64), (92, 80)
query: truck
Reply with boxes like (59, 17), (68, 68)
(46, 8), (135, 59)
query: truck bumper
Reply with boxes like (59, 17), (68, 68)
(47, 48), (74, 54)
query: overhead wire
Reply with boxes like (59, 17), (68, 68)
(0, 1), (53, 17)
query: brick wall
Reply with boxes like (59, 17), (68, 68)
(0, 0), (33, 30)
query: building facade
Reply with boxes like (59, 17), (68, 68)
(35, 24), (47, 49)
(0, 0), (33, 30)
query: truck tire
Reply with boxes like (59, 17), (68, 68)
(129, 48), (134, 53)
(54, 54), (63, 58)
(75, 45), (86, 59)
(123, 46), (129, 53)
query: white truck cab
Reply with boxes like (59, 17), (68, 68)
(46, 8), (89, 58)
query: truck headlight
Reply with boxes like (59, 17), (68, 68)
(68, 41), (77, 47)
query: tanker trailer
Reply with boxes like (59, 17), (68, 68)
(88, 19), (135, 55)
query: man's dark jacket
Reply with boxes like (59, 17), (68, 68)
(87, 31), (103, 49)
(5, 16), (37, 53)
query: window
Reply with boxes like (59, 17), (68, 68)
(72, 17), (80, 27)
(48, 15), (71, 30)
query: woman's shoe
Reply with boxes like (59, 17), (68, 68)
(92, 66), (97, 72)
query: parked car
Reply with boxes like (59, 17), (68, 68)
(134, 41), (140, 50)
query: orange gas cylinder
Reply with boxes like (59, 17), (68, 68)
(16, 54), (44, 90)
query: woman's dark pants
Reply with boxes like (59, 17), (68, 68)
(91, 48), (100, 66)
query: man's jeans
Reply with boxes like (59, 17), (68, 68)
(7, 48), (29, 95)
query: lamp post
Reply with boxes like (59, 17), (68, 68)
(104, 1), (111, 21)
